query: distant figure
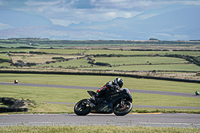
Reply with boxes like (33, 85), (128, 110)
(14, 80), (18, 84)
(195, 91), (199, 96)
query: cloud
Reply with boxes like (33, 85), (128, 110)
(183, 1), (200, 5)
(50, 19), (77, 26)
(2, 0), (200, 27)
(138, 13), (157, 19)
(0, 23), (14, 30)
(19, 0), (141, 26)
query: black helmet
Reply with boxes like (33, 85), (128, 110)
(114, 78), (123, 88)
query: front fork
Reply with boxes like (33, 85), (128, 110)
(116, 99), (125, 108)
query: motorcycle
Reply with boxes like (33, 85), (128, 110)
(74, 88), (133, 116)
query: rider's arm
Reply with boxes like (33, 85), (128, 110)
(106, 81), (120, 91)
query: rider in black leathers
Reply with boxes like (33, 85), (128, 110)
(94, 78), (124, 104)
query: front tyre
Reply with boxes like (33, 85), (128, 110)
(113, 101), (132, 116)
(74, 99), (91, 116)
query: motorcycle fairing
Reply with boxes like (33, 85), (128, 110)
(88, 88), (132, 113)
(87, 91), (96, 97)
(110, 90), (132, 104)
(91, 102), (113, 113)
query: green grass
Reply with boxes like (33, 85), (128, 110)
(85, 49), (200, 56)
(0, 85), (89, 103)
(0, 73), (200, 114)
(0, 125), (199, 133)
(0, 54), (11, 67)
(38, 49), (85, 54)
(169, 51), (200, 56)
(0, 85), (199, 108)
(0, 48), (36, 53)
(1, 48), (200, 73)
(35, 56), (198, 72)
(0, 62), (11, 67)
(133, 93), (199, 107)
(93, 56), (188, 65)
(10, 54), (82, 64)
(86, 49), (168, 56)
(132, 108), (200, 114)
(0, 54), (10, 60)
(0, 48), (85, 55)
(1, 47), (200, 57)
(39, 58), (89, 68)
(82, 64), (200, 71)
(0, 73), (199, 93)
(2, 48), (200, 56)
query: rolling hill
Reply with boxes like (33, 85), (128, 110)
(0, 6), (199, 40)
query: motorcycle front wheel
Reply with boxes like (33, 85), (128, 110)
(74, 99), (91, 116)
(113, 100), (132, 116)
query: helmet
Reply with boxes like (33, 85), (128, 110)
(114, 78), (123, 88)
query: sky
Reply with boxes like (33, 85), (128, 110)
(1, 0), (200, 27)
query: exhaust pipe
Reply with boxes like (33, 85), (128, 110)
(87, 100), (95, 107)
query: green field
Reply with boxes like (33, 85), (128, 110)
(0, 73), (199, 114)
(1, 84), (199, 108)
(0, 48), (37, 53)
(92, 56), (188, 65)
(38, 49), (85, 55)
(1, 73), (199, 93)
(85, 49), (200, 56)
(10, 54), (82, 64)
(1, 48), (200, 74)
(31, 55), (198, 72)
(38, 58), (89, 68)
(0, 54), (10, 59)
(0, 73), (200, 93)
(0, 62), (11, 67)
(82, 64), (200, 71)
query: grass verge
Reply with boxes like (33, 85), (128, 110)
(0, 125), (199, 133)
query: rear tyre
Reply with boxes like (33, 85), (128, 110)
(74, 99), (91, 116)
(113, 100), (132, 116)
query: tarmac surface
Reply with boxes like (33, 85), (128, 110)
(0, 113), (200, 128)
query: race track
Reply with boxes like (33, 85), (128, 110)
(0, 82), (199, 98)
(0, 113), (200, 128)
(1, 82), (200, 109)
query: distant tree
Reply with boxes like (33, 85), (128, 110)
(149, 38), (158, 40)
(95, 62), (110, 66)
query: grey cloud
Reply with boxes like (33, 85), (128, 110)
(1, 0), (200, 27)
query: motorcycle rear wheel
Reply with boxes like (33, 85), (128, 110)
(74, 99), (91, 116)
(113, 100), (132, 116)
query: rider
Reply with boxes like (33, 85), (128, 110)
(195, 91), (199, 95)
(94, 78), (124, 104)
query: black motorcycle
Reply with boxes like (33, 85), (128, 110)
(74, 88), (133, 116)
